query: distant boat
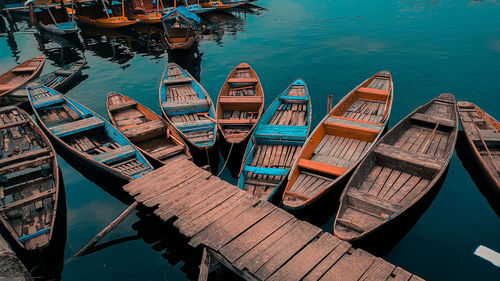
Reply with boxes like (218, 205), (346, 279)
(282, 71), (394, 213)
(0, 105), (61, 252)
(334, 94), (458, 245)
(163, 1), (217, 14)
(74, 0), (139, 28)
(8, 59), (86, 105)
(106, 92), (191, 167)
(34, 3), (79, 35)
(129, 0), (163, 24)
(27, 85), (153, 182)
(200, 0), (245, 10)
(216, 63), (264, 154)
(238, 79), (312, 202)
(162, 6), (201, 50)
(457, 101), (500, 200)
(0, 55), (46, 99)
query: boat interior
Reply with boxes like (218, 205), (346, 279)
(0, 56), (45, 95)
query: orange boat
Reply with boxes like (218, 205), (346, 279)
(74, 0), (139, 29)
(282, 71), (393, 213)
(200, 0), (243, 10)
(130, 0), (163, 24)
(0, 55), (46, 99)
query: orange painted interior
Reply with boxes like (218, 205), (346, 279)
(297, 159), (347, 177)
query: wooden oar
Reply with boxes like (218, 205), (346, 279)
(420, 121), (440, 153)
(197, 112), (216, 123)
(473, 122), (500, 176)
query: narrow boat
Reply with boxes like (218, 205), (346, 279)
(282, 71), (393, 213)
(159, 62), (217, 164)
(334, 94), (458, 245)
(164, 0), (217, 14)
(0, 55), (46, 99)
(238, 79), (312, 202)
(33, 3), (79, 35)
(457, 101), (500, 200)
(8, 59), (87, 105)
(129, 0), (163, 24)
(162, 6), (201, 51)
(216, 63), (264, 150)
(106, 92), (191, 167)
(74, 0), (139, 29)
(27, 85), (153, 182)
(200, 0), (243, 10)
(0, 105), (61, 251)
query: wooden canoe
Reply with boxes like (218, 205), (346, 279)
(0, 106), (61, 251)
(8, 59), (87, 104)
(106, 92), (191, 167)
(282, 71), (394, 212)
(216, 62), (265, 145)
(457, 101), (500, 199)
(238, 79), (312, 201)
(27, 85), (153, 182)
(334, 93), (458, 243)
(0, 55), (46, 98)
(36, 7), (79, 35)
(164, 26), (199, 50)
(159, 63), (217, 152)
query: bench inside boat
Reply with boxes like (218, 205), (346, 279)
(218, 96), (263, 111)
(162, 99), (209, 115)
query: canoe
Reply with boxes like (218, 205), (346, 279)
(76, 15), (139, 28)
(334, 93), (458, 244)
(8, 59), (87, 105)
(457, 101), (500, 200)
(162, 6), (201, 51)
(216, 63), (265, 146)
(159, 63), (217, 160)
(238, 79), (312, 201)
(0, 106), (61, 251)
(106, 92), (191, 167)
(0, 55), (46, 98)
(282, 71), (393, 212)
(27, 85), (153, 182)
(36, 7), (79, 35)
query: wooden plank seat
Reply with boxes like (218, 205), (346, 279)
(326, 116), (384, 131)
(411, 113), (455, 129)
(109, 100), (137, 112)
(373, 143), (445, 179)
(218, 119), (258, 126)
(163, 77), (193, 85)
(356, 87), (389, 101)
(33, 95), (64, 108)
(227, 77), (258, 84)
(219, 96), (263, 111)
(162, 99), (209, 115)
(50, 117), (104, 138)
(11, 67), (37, 73)
(0, 155), (52, 175)
(122, 119), (166, 142)
(243, 166), (290, 176)
(0, 189), (55, 212)
(93, 145), (136, 164)
(0, 106), (17, 113)
(0, 147), (51, 167)
(323, 121), (380, 141)
(0, 119), (29, 130)
(149, 145), (185, 160)
(470, 131), (500, 147)
(279, 95), (309, 104)
(175, 120), (215, 133)
(255, 125), (309, 141)
(297, 158), (347, 177)
(346, 189), (403, 217)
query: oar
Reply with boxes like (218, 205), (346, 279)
(420, 121), (440, 153)
(472, 122), (500, 176)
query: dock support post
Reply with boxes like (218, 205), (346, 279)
(327, 94), (333, 113)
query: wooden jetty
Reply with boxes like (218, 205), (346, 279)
(123, 157), (424, 281)
(0, 235), (31, 281)
(0, 55), (46, 99)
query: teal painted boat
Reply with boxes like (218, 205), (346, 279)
(237, 79), (312, 201)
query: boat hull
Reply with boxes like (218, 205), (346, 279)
(76, 16), (138, 29)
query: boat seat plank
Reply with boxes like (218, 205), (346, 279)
(219, 96), (263, 111)
(279, 95), (309, 104)
(228, 77), (258, 84)
(163, 77), (193, 85)
(92, 145), (136, 164)
(109, 100), (137, 112)
(11, 67), (37, 73)
(218, 119), (258, 125)
(255, 125), (309, 141)
(298, 158), (347, 177)
(0, 148), (51, 167)
(122, 119), (166, 141)
(243, 166), (290, 176)
(32, 95), (64, 108)
(0, 189), (55, 212)
(0, 119), (29, 130)
(356, 87), (389, 101)
(347, 189), (403, 215)
(162, 99), (209, 115)
(50, 117), (105, 137)
(411, 113), (455, 129)
(326, 116), (384, 131)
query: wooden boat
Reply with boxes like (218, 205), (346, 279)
(0, 106), (61, 251)
(106, 92), (191, 167)
(34, 4), (79, 35)
(162, 6), (201, 50)
(159, 63), (217, 159)
(129, 0), (163, 24)
(164, 1), (217, 14)
(74, 0), (139, 29)
(457, 101), (500, 200)
(200, 0), (243, 10)
(27, 85), (153, 182)
(282, 71), (393, 212)
(238, 79), (312, 201)
(334, 93), (458, 244)
(0, 55), (46, 98)
(216, 63), (264, 147)
(8, 59), (87, 105)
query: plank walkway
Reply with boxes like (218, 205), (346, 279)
(123, 157), (424, 281)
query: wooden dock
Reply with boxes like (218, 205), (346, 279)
(123, 156), (424, 281)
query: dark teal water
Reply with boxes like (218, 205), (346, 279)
(1, 0), (499, 280)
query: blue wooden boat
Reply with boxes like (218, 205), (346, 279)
(27, 85), (153, 182)
(159, 63), (217, 164)
(237, 79), (312, 201)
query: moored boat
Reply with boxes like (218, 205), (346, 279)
(74, 0), (139, 29)
(106, 92), (191, 167)
(129, 0), (163, 24)
(27, 85), (153, 182)
(334, 94), (458, 247)
(34, 3), (79, 35)
(282, 71), (393, 213)
(238, 79), (311, 202)
(0, 105), (61, 251)
(162, 6), (201, 51)
(0, 55), (46, 99)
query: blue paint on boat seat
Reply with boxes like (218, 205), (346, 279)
(18, 227), (50, 242)
(279, 95), (309, 102)
(176, 120), (214, 133)
(243, 166), (289, 176)
(93, 145), (136, 164)
(255, 125), (308, 141)
(50, 117), (105, 138)
(33, 95), (64, 108)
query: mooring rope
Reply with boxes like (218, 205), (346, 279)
(217, 141), (234, 177)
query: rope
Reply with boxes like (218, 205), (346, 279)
(217, 141), (234, 177)
(204, 145), (212, 176)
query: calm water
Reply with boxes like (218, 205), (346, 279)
(1, 0), (499, 280)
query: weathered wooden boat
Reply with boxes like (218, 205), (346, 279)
(159, 62), (217, 165)
(27, 85), (153, 182)
(106, 92), (191, 168)
(0, 106), (61, 251)
(129, 0), (163, 24)
(33, 3), (79, 35)
(282, 71), (393, 213)
(164, 1), (217, 14)
(238, 79), (312, 202)
(200, 0), (243, 10)
(0, 55), (46, 99)
(8, 59), (87, 105)
(457, 101), (500, 200)
(334, 93), (458, 245)
(74, 0), (139, 28)
(162, 6), (201, 51)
